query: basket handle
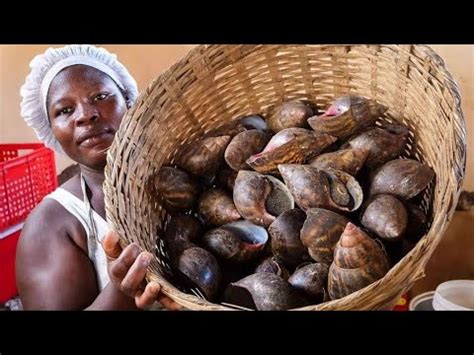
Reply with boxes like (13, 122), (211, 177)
(456, 190), (474, 211)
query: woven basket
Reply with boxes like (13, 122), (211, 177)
(104, 45), (466, 310)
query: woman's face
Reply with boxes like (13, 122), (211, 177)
(47, 65), (128, 170)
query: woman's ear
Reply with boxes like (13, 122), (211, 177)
(120, 88), (132, 109)
(125, 95), (133, 109)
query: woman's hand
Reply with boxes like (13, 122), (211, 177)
(102, 230), (182, 310)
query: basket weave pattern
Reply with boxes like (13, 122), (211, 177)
(104, 45), (466, 310)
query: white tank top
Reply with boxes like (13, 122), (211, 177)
(40, 175), (164, 310)
(45, 174), (110, 291)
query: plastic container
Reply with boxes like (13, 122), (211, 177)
(409, 291), (435, 311)
(0, 228), (22, 303)
(0, 143), (57, 233)
(0, 143), (57, 304)
(432, 280), (474, 311)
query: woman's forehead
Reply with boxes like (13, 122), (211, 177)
(48, 65), (118, 101)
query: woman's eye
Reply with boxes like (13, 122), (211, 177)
(94, 93), (109, 101)
(58, 107), (73, 115)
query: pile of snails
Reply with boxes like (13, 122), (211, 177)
(153, 95), (435, 310)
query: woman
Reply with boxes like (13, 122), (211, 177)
(16, 45), (180, 310)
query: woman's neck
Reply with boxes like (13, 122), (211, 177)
(80, 165), (105, 191)
(79, 165), (107, 218)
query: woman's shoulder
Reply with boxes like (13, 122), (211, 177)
(26, 171), (82, 225)
(19, 182), (88, 253)
(25, 194), (73, 226)
(58, 171), (83, 199)
(21, 198), (78, 240)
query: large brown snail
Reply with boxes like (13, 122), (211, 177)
(278, 164), (363, 213)
(288, 263), (329, 303)
(202, 220), (268, 264)
(176, 135), (230, 179)
(233, 170), (294, 227)
(308, 95), (388, 140)
(198, 188), (241, 226)
(268, 208), (311, 268)
(255, 256), (290, 280)
(300, 208), (350, 265)
(246, 128), (336, 175)
(163, 214), (203, 259)
(224, 129), (272, 171)
(309, 148), (369, 176)
(154, 166), (200, 212)
(176, 246), (221, 301)
(405, 203), (429, 242)
(341, 124), (409, 169)
(370, 159), (435, 200)
(223, 272), (308, 310)
(328, 223), (390, 300)
(361, 194), (408, 241)
(267, 100), (313, 132)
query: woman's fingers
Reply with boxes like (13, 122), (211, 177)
(119, 252), (153, 296)
(108, 243), (141, 284)
(135, 282), (183, 311)
(102, 230), (182, 311)
(157, 293), (183, 311)
(135, 281), (162, 309)
(102, 230), (123, 260)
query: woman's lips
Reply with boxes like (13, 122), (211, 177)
(79, 131), (113, 148)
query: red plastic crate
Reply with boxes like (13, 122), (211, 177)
(0, 228), (21, 303)
(0, 143), (58, 232)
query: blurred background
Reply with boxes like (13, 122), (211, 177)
(1, 44), (472, 301)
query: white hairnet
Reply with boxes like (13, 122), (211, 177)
(20, 45), (138, 155)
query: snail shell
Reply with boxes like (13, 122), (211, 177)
(224, 129), (272, 171)
(309, 148), (369, 176)
(405, 203), (429, 242)
(176, 135), (230, 178)
(267, 100), (313, 133)
(278, 164), (363, 213)
(202, 220), (268, 264)
(233, 170), (294, 227)
(341, 124), (409, 169)
(163, 214), (203, 260)
(154, 166), (200, 212)
(300, 208), (350, 265)
(223, 272), (308, 310)
(177, 246), (221, 301)
(198, 188), (241, 226)
(361, 194), (408, 241)
(255, 256), (290, 280)
(328, 222), (390, 300)
(268, 208), (311, 268)
(308, 95), (388, 140)
(370, 159), (435, 200)
(288, 263), (329, 302)
(246, 128), (336, 175)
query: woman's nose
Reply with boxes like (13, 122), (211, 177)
(74, 103), (99, 126)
